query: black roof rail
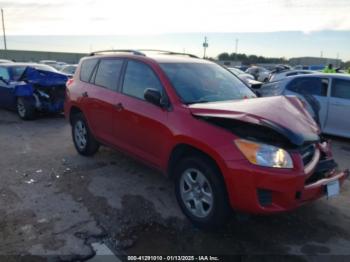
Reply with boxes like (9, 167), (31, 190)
(138, 49), (199, 58)
(89, 49), (146, 56)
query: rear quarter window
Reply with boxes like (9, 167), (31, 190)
(331, 79), (350, 99)
(80, 59), (98, 82)
(286, 77), (328, 96)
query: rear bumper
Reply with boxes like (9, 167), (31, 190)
(223, 159), (349, 214)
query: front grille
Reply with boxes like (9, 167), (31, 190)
(299, 144), (316, 167)
(257, 189), (272, 207)
(36, 85), (66, 103)
(305, 159), (338, 185)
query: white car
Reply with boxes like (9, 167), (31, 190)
(39, 60), (67, 70)
(0, 59), (13, 64)
(258, 73), (350, 138)
(60, 64), (78, 76)
(269, 70), (315, 82)
(228, 67), (254, 83)
(246, 66), (271, 82)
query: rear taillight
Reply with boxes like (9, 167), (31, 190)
(66, 78), (74, 88)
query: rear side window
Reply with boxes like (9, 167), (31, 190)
(331, 79), (350, 99)
(286, 77), (328, 96)
(80, 59), (98, 82)
(94, 59), (123, 91)
(122, 61), (163, 100)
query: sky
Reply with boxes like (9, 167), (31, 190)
(1, 0), (350, 60)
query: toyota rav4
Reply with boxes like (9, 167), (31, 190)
(64, 50), (349, 228)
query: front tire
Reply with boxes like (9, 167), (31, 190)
(72, 113), (100, 156)
(174, 156), (231, 228)
(16, 97), (36, 120)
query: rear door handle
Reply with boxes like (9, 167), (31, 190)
(114, 102), (124, 112)
(82, 91), (88, 97)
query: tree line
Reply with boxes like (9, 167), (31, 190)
(217, 52), (287, 65)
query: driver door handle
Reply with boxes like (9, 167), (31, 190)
(82, 91), (89, 97)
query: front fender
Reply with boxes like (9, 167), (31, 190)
(14, 84), (34, 97)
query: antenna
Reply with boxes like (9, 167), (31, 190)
(1, 9), (7, 50)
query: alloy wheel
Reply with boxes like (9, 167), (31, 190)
(180, 168), (214, 218)
(74, 120), (87, 150)
(17, 99), (26, 118)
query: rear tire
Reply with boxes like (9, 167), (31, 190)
(16, 97), (36, 120)
(174, 156), (231, 229)
(71, 112), (100, 156)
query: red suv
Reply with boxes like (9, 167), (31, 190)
(65, 50), (348, 227)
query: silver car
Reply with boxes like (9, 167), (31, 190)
(269, 70), (315, 82)
(258, 73), (350, 138)
(227, 67), (262, 87)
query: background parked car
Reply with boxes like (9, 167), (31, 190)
(60, 64), (78, 77)
(258, 73), (350, 138)
(228, 67), (254, 82)
(21, 63), (60, 73)
(246, 66), (271, 82)
(269, 70), (315, 82)
(39, 60), (67, 70)
(228, 67), (263, 89)
(0, 59), (13, 64)
(0, 63), (68, 119)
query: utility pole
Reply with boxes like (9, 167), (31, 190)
(234, 38), (239, 60)
(320, 50), (323, 58)
(336, 52), (339, 67)
(203, 36), (208, 59)
(1, 8), (7, 50)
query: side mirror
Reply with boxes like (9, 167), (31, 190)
(144, 88), (167, 108)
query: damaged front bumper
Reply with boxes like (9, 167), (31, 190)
(223, 141), (349, 214)
(33, 88), (65, 113)
(16, 67), (68, 113)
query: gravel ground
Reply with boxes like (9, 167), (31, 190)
(0, 109), (349, 261)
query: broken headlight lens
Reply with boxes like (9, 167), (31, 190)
(235, 139), (293, 168)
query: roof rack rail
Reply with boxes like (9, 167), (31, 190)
(138, 49), (199, 58)
(89, 49), (145, 56)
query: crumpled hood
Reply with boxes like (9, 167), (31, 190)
(189, 96), (320, 146)
(20, 67), (68, 88)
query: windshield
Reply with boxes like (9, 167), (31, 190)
(9, 66), (28, 81)
(9, 65), (58, 81)
(160, 62), (256, 104)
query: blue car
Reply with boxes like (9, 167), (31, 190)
(0, 63), (68, 120)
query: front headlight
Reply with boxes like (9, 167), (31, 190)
(235, 139), (293, 169)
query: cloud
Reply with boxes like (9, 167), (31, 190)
(2, 0), (350, 35)
(0, 0), (65, 9)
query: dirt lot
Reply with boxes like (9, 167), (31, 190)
(0, 109), (350, 261)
